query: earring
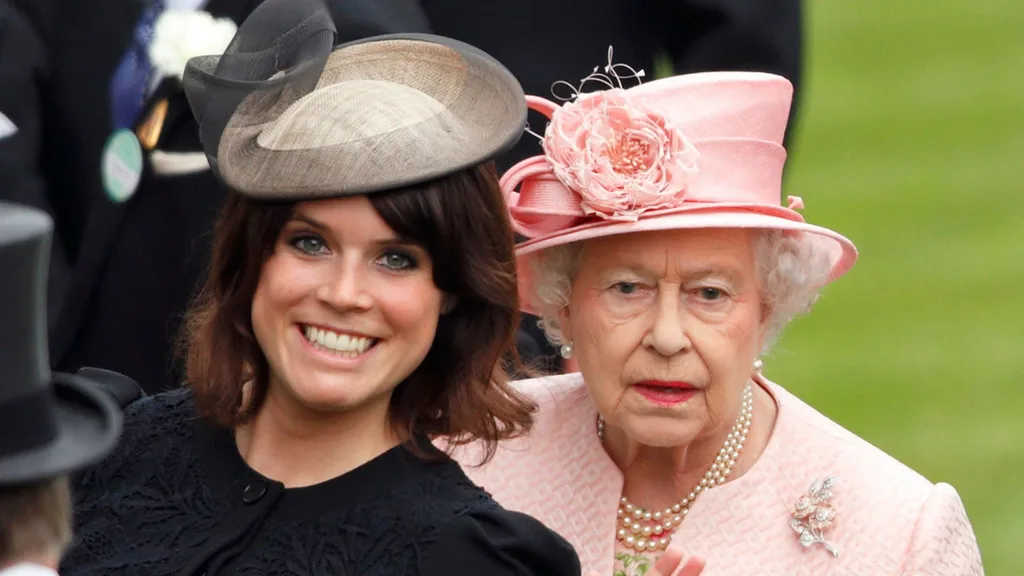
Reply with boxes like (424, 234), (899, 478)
(753, 358), (764, 374)
(559, 341), (574, 359)
(440, 299), (456, 314)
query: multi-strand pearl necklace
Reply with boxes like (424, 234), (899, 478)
(598, 383), (754, 553)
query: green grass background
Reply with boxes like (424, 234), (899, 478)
(731, 0), (1022, 572)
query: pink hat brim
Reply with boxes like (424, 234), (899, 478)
(515, 206), (858, 317)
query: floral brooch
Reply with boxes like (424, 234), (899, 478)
(789, 476), (839, 557)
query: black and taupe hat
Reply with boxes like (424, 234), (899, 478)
(182, 0), (527, 199)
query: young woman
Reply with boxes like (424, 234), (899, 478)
(60, 0), (579, 574)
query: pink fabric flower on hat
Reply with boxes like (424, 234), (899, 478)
(542, 88), (701, 221)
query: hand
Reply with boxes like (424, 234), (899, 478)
(584, 548), (705, 576)
(647, 548), (704, 576)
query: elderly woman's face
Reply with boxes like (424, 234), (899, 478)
(562, 228), (765, 448)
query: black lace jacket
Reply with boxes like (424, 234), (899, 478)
(61, 389), (580, 576)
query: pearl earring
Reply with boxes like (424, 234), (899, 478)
(753, 358), (764, 373)
(559, 341), (574, 359)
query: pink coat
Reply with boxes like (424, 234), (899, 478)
(453, 373), (984, 575)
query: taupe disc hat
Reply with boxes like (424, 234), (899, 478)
(182, 0), (528, 199)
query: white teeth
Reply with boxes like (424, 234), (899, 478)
(303, 325), (374, 357)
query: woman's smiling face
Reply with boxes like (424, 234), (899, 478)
(250, 195), (446, 414)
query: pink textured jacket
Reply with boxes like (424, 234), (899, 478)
(453, 373), (984, 575)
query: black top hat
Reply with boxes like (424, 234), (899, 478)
(0, 202), (122, 485)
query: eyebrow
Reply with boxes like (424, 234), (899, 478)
(288, 214), (420, 247)
(606, 263), (746, 284)
(290, 214), (328, 232)
(680, 265), (746, 284)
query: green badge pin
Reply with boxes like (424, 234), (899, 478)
(101, 129), (144, 203)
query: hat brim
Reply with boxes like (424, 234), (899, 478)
(0, 373), (123, 485)
(515, 207), (858, 317)
(213, 34), (527, 199)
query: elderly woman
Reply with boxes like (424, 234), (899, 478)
(454, 65), (985, 575)
(58, 0), (581, 574)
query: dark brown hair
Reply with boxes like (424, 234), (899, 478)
(0, 477), (72, 563)
(181, 162), (535, 462)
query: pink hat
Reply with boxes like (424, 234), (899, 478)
(502, 65), (858, 315)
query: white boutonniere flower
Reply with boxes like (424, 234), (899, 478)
(0, 110), (17, 140)
(147, 10), (237, 81)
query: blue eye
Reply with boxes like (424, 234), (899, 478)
(377, 251), (417, 271)
(290, 234), (328, 255)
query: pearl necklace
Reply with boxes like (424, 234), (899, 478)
(598, 383), (754, 553)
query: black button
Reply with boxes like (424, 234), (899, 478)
(242, 481), (268, 504)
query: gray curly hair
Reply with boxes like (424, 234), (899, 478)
(529, 229), (834, 354)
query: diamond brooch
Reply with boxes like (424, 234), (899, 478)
(789, 476), (840, 557)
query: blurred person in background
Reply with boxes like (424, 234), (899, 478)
(0, 202), (122, 576)
(0, 0), (431, 396)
